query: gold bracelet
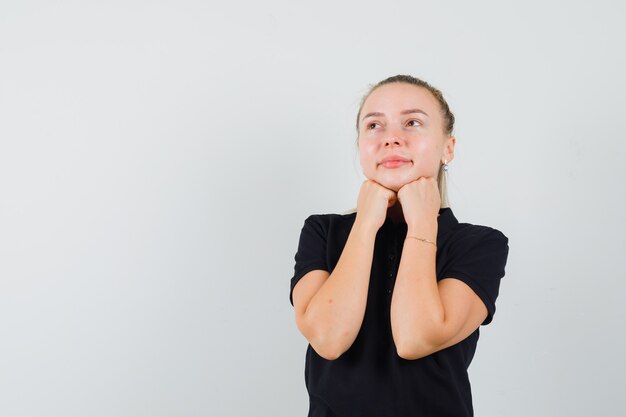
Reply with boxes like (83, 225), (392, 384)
(406, 235), (437, 248)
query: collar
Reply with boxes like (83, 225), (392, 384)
(383, 206), (458, 237)
(437, 207), (458, 235)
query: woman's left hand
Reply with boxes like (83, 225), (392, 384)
(396, 177), (441, 232)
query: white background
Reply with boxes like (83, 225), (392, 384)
(1, 1), (625, 416)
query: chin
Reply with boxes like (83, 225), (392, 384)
(375, 178), (408, 192)
(365, 168), (417, 191)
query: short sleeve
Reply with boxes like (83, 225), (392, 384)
(289, 215), (329, 306)
(442, 228), (510, 325)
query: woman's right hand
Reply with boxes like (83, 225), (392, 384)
(355, 179), (397, 232)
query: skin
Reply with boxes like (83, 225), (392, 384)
(357, 82), (455, 227)
(293, 82), (489, 360)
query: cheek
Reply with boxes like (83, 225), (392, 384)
(412, 138), (432, 151)
(358, 144), (377, 165)
(411, 139), (439, 159)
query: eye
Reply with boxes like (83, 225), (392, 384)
(407, 119), (422, 127)
(366, 122), (381, 130)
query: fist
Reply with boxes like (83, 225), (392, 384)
(355, 179), (397, 231)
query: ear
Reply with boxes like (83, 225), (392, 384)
(443, 136), (456, 163)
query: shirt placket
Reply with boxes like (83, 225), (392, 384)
(385, 225), (402, 298)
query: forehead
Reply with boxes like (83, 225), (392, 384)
(362, 83), (440, 117)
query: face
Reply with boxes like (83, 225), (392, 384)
(357, 83), (455, 192)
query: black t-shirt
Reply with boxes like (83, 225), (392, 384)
(289, 207), (510, 417)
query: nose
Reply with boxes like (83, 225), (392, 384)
(381, 120), (409, 145)
(385, 137), (401, 147)
(383, 129), (405, 147)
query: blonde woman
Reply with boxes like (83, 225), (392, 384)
(289, 75), (510, 417)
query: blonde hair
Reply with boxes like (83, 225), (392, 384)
(344, 75), (455, 215)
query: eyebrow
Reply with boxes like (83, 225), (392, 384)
(361, 108), (430, 121)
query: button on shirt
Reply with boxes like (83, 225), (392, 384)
(289, 207), (510, 417)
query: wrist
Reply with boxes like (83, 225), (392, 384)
(352, 218), (379, 238)
(405, 234), (437, 248)
(407, 223), (437, 239)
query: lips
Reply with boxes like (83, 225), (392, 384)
(379, 155), (411, 165)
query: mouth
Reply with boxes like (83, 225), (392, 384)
(380, 160), (411, 169)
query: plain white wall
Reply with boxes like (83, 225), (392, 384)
(1, 1), (624, 416)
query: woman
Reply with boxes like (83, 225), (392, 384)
(289, 74), (510, 417)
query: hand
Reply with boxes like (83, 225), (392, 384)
(355, 179), (397, 232)
(396, 177), (441, 232)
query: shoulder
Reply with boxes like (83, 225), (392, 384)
(446, 220), (509, 255)
(442, 218), (509, 263)
(302, 211), (357, 230)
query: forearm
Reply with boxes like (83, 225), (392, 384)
(304, 220), (377, 359)
(390, 222), (444, 358)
